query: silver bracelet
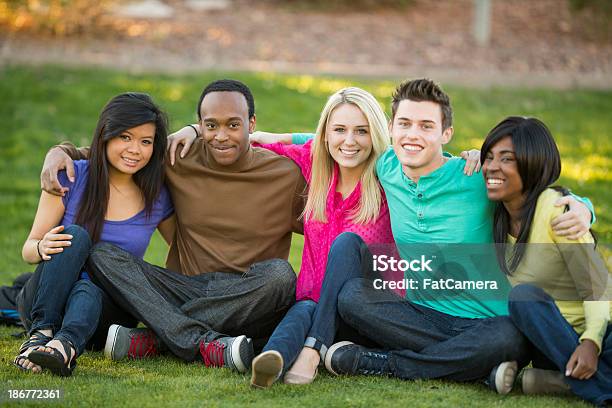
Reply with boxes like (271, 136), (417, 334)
(36, 240), (44, 259)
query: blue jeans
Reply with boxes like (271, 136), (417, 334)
(17, 225), (102, 355)
(509, 283), (612, 406)
(263, 300), (316, 373)
(326, 232), (529, 381)
(339, 278), (530, 381)
(305, 233), (380, 358)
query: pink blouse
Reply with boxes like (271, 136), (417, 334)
(258, 140), (394, 302)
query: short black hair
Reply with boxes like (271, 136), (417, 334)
(391, 78), (453, 130)
(197, 79), (255, 120)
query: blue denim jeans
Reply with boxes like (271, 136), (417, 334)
(509, 283), (612, 406)
(323, 232), (529, 381)
(263, 299), (316, 373)
(305, 233), (380, 358)
(17, 225), (102, 355)
(339, 277), (530, 381)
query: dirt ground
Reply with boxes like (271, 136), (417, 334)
(1, 0), (611, 88)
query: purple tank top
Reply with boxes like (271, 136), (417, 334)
(58, 160), (174, 265)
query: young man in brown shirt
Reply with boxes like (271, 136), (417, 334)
(40, 80), (306, 374)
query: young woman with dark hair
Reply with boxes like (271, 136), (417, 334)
(14, 93), (175, 376)
(481, 116), (611, 405)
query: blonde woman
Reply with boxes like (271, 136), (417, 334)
(249, 88), (396, 387)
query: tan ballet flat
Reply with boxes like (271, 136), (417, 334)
(283, 367), (318, 385)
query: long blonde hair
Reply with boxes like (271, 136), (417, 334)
(304, 87), (390, 224)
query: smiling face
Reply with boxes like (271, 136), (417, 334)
(199, 91), (255, 166)
(105, 122), (155, 176)
(482, 136), (524, 205)
(325, 103), (373, 172)
(390, 99), (453, 179)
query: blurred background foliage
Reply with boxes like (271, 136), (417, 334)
(1, 0), (610, 37)
(568, 0), (612, 40)
(0, 0), (118, 35)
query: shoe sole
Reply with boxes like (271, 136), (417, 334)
(104, 324), (121, 361)
(28, 350), (74, 377)
(495, 361), (518, 395)
(324, 341), (354, 376)
(230, 335), (252, 374)
(522, 368), (572, 395)
(250, 351), (283, 389)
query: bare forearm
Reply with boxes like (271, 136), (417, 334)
(250, 131), (293, 145)
(22, 238), (42, 264)
(55, 142), (90, 160)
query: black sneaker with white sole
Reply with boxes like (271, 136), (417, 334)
(324, 341), (390, 377)
(199, 335), (254, 374)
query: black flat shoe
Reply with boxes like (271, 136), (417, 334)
(28, 338), (77, 377)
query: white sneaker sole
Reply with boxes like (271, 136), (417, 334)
(251, 350), (283, 388)
(104, 324), (121, 360)
(231, 335), (248, 373)
(495, 361), (518, 395)
(324, 341), (354, 376)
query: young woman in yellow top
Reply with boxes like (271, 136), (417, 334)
(481, 116), (611, 406)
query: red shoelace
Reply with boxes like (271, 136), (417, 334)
(128, 331), (158, 359)
(200, 340), (225, 368)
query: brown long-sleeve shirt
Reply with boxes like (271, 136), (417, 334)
(59, 139), (305, 275)
(164, 138), (305, 275)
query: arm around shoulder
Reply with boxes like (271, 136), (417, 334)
(550, 193), (595, 240)
(55, 141), (90, 160)
(250, 131), (293, 145)
(41, 141), (89, 196)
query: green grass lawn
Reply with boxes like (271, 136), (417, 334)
(0, 65), (610, 407)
